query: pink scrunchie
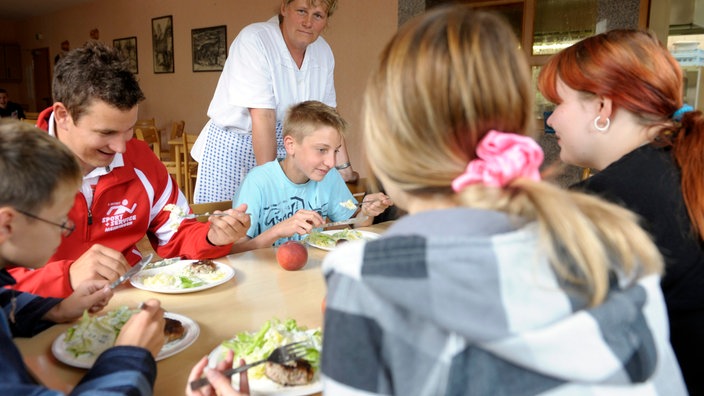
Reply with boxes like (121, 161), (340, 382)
(451, 130), (543, 192)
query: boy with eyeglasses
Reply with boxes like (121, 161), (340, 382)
(0, 120), (166, 394)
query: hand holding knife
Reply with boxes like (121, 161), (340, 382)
(109, 253), (153, 289)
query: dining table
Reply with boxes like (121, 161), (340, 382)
(15, 221), (392, 395)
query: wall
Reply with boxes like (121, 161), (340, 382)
(650, 0), (673, 43)
(1, 0), (399, 177)
(0, 19), (23, 102)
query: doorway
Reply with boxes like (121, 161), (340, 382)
(31, 47), (51, 112)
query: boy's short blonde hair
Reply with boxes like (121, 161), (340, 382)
(0, 120), (81, 212)
(283, 100), (347, 142)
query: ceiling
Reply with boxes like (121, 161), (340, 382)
(0, 0), (96, 20)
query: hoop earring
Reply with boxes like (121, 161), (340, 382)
(593, 116), (610, 132)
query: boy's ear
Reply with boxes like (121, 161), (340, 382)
(53, 102), (72, 131)
(0, 208), (14, 242)
(283, 135), (296, 155)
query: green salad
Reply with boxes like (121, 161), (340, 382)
(64, 306), (137, 358)
(221, 318), (322, 380)
(306, 229), (364, 248)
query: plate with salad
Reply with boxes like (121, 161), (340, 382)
(52, 306), (199, 369)
(130, 259), (234, 294)
(305, 229), (380, 251)
(208, 318), (322, 395)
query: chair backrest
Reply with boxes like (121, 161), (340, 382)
(170, 120), (185, 140)
(189, 200), (232, 222)
(183, 133), (198, 173)
(134, 125), (162, 158)
(182, 133), (199, 203)
(136, 118), (155, 128)
(134, 124), (183, 198)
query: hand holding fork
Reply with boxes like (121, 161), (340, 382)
(189, 341), (309, 390)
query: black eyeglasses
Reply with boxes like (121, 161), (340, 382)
(16, 209), (75, 237)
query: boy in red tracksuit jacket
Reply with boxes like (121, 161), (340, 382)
(8, 41), (251, 298)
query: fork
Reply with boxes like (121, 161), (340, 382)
(341, 199), (381, 208)
(189, 341), (309, 390)
(181, 212), (230, 219)
(353, 199), (382, 207)
(182, 212), (253, 219)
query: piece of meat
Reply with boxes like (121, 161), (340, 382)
(164, 317), (185, 343)
(190, 259), (217, 274)
(264, 359), (314, 386)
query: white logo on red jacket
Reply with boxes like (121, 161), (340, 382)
(102, 199), (137, 232)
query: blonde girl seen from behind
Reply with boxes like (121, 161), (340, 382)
(363, 9), (660, 305)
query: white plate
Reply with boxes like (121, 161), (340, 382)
(208, 344), (322, 396)
(306, 230), (380, 251)
(130, 259), (235, 294)
(52, 312), (199, 369)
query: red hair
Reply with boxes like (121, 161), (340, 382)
(538, 30), (704, 237)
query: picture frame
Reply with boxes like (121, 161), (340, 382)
(151, 15), (174, 73)
(191, 25), (227, 72)
(113, 36), (138, 74)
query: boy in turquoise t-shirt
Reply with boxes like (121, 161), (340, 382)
(232, 101), (392, 251)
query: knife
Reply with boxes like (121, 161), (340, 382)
(109, 253), (153, 289)
(321, 216), (369, 228)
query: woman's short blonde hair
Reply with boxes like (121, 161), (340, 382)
(283, 0), (338, 17)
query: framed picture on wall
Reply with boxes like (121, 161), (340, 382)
(151, 15), (174, 73)
(191, 25), (227, 72)
(113, 36), (138, 74)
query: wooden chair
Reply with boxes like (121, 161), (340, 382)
(135, 117), (155, 128)
(135, 125), (181, 189)
(163, 120), (185, 161)
(170, 120), (185, 139)
(181, 133), (199, 203)
(23, 112), (39, 126)
(134, 125), (162, 158)
(189, 200), (232, 222)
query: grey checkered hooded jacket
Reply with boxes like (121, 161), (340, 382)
(321, 208), (686, 395)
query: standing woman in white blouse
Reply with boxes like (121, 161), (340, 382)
(192, 0), (357, 203)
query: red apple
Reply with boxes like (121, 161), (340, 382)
(276, 241), (308, 271)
